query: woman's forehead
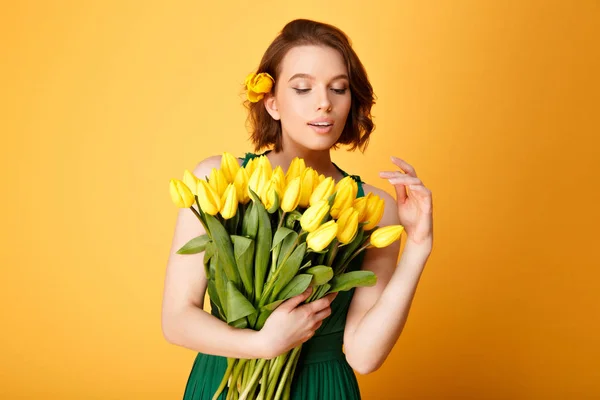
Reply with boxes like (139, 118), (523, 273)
(279, 45), (348, 81)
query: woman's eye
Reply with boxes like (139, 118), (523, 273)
(293, 88), (348, 94)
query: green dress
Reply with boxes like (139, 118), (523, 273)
(183, 150), (367, 400)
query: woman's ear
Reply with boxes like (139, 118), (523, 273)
(263, 92), (280, 121)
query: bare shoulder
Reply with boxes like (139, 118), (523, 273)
(192, 153), (246, 179)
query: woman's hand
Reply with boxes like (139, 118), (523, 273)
(379, 156), (433, 246)
(258, 288), (338, 359)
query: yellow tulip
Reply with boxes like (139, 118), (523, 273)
(233, 167), (250, 204)
(281, 176), (301, 212)
(273, 165), (285, 185)
(353, 192), (372, 222)
(370, 225), (405, 248)
(245, 157), (259, 177)
(363, 195), (385, 230)
(257, 155), (273, 178)
(220, 184), (238, 219)
(197, 179), (221, 215)
(309, 176), (335, 206)
(330, 181), (355, 219)
(169, 179), (195, 208)
(261, 174), (283, 209)
(248, 164), (269, 199)
(335, 176), (358, 199)
(306, 220), (338, 252)
(182, 170), (199, 197)
(336, 207), (359, 244)
(245, 72), (274, 102)
(318, 173), (326, 183)
(298, 168), (319, 208)
(220, 152), (240, 183)
(209, 168), (228, 198)
(285, 157), (306, 185)
(300, 199), (331, 232)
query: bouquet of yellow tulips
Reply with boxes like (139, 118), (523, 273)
(169, 152), (404, 400)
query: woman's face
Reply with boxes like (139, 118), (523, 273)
(264, 45), (352, 151)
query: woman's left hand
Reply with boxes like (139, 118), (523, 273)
(379, 156), (433, 246)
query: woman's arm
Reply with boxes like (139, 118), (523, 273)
(343, 187), (432, 375)
(161, 155), (269, 359)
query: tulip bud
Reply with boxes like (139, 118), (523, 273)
(281, 176), (302, 212)
(353, 192), (372, 222)
(309, 176), (335, 206)
(257, 155), (273, 178)
(306, 220), (338, 252)
(209, 168), (228, 198)
(363, 195), (385, 230)
(261, 175), (282, 210)
(330, 181), (355, 219)
(220, 152), (240, 183)
(285, 157), (306, 185)
(300, 199), (331, 232)
(370, 225), (405, 248)
(248, 164), (269, 199)
(169, 179), (195, 208)
(272, 166), (285, 186)
(336, 207), (359, 244)
(298, 168), (318, 208)
(245, 157), (259, 177)
(197, 179), (221, 215)
(182, 170), (199, 197)
(233, 167), (250, 204)
(219, 183), (238, 219)
(335, 176), (358, 199)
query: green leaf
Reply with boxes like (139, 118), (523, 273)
(215, 262), (229, 317)
(242, 201), (259, 239)
(314, 283), (331, 300)
(278, 274), (313, 301)
(229, 316), (248, 329)
(176, 234), (210, 254)
(255, 309), (272, 331)
(204, 213), (240, 287)
(305, 265), (333, 286)
(207, 279), (223, 318)
(328, 271), (377, 293)
(249, 189), (272, 300)
(231, 235), (255, 299)
(226, 281), (256, 324)
(271, 227), (296, 251)
(271, 242), (307, 301)
(299, 260), (312, 271)
(276, 230), (299, 267)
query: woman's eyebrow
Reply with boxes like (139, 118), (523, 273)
(287, 73), (349, 82)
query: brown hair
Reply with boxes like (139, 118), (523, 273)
(243, 19), (376, 153)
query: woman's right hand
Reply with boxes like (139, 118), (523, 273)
(258, 287), (339, 359)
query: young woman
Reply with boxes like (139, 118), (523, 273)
(162, 18), (433, 399)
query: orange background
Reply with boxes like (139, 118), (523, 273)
(1, 1), (599, 399)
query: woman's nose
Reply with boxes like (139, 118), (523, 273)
(316, 88), (332, 112)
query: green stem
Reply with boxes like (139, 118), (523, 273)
(212, 358), (236, 400)
(258, 358), (271, 400)
(238, 358), (268, 400)
(273, 346), (302, 400)
(265, 353), (287, 400)
(282, 347), (302, 400)
(226, 359), (248, 400)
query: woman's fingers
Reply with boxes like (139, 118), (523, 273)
(391, 156), (417, 177)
